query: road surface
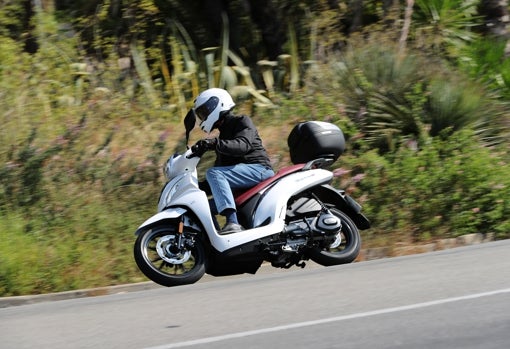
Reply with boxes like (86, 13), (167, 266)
(1, 240), (509, 348)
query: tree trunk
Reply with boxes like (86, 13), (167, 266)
(478, 0), (509, 37)
(398, 0), (414, 57)
(478, 0), (510, 56)
(349, 0), (364, 33)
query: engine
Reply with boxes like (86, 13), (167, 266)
(264, 211), (342, 269)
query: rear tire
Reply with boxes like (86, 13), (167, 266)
(308, 209), (361, 266)
(134, 224), (206, 287)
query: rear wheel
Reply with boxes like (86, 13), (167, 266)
(308, 208), (361, 266)
(134, 224), (206, 286)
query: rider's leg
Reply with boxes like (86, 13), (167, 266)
(206, 163), (274, 234)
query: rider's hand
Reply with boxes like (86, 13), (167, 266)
(202, 138), (218, 150)
(191, 138), (217, 156)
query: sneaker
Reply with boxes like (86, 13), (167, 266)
(219, 223), (244, 235)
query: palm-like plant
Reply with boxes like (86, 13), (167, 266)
(426, 79), (483, 136)
(328, 45), (428, 152)
(456, 37), (510, 144)
(412, 0), (481, 57)
(323, 41), (500, 152)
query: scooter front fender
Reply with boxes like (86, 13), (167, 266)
(134, 207), (187, 235)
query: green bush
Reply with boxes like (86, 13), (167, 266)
(343, 130), (510, 242)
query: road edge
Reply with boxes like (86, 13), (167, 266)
(0, 233), (497, 308)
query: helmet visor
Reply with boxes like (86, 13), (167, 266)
(194, 96), (219, 121)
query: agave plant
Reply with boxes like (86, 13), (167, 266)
(363, 89), (426, 152)
(412, 0), (481, 57)
(328, 45), (428, 151)
(324, 41), (503, 152)
(425, 79), (483, 136)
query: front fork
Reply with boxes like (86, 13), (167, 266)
(176, 217), (185, 249)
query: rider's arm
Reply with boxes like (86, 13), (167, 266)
(216, 116), (256, 156)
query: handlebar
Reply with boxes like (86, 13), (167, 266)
(185, 147), (201, 159)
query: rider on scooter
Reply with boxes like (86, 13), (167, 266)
(191, 88), (274, 235)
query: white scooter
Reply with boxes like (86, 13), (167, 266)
(133, 121), (370, 286)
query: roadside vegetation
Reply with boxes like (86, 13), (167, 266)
(1, 0), (509, 296)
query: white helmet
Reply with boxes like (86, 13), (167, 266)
(193, 88), (235, 133)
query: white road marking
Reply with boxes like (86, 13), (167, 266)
(145, 288), (510, 349)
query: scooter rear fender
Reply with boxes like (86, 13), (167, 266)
(312, 184), (371, 230)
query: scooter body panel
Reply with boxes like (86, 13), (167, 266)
(137, 164), (334, 253)
(208, 168), (334, 252)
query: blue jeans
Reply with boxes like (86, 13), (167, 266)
(206, 163), (274, 215)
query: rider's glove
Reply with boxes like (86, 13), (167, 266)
(191, 138), (217, 156)
(203, 138), (218, 150)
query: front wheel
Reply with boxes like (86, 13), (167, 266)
(134, 224), (206, 287)
(308, 209), (361, 266)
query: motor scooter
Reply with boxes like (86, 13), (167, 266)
(133, 121), (370, 286)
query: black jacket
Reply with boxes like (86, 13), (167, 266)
(215, 114), (272, 169)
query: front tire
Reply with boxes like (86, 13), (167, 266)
(308, 209), (361, 266)
(134, 224), (206, 287)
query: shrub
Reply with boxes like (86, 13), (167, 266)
(310, 43), (506, 154)
(344, 130), (510, 242)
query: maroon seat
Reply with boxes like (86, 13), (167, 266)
(234, 163), (306, 206)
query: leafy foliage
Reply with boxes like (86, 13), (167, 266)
(460, 36), (510, 98)
(341, 130), (510, 242)
(0, 1), (509, 296)
(314, 42), (506, 153)
(412, 0), (481, 57)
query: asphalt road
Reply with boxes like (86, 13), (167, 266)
(1, 240), (509, 349)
